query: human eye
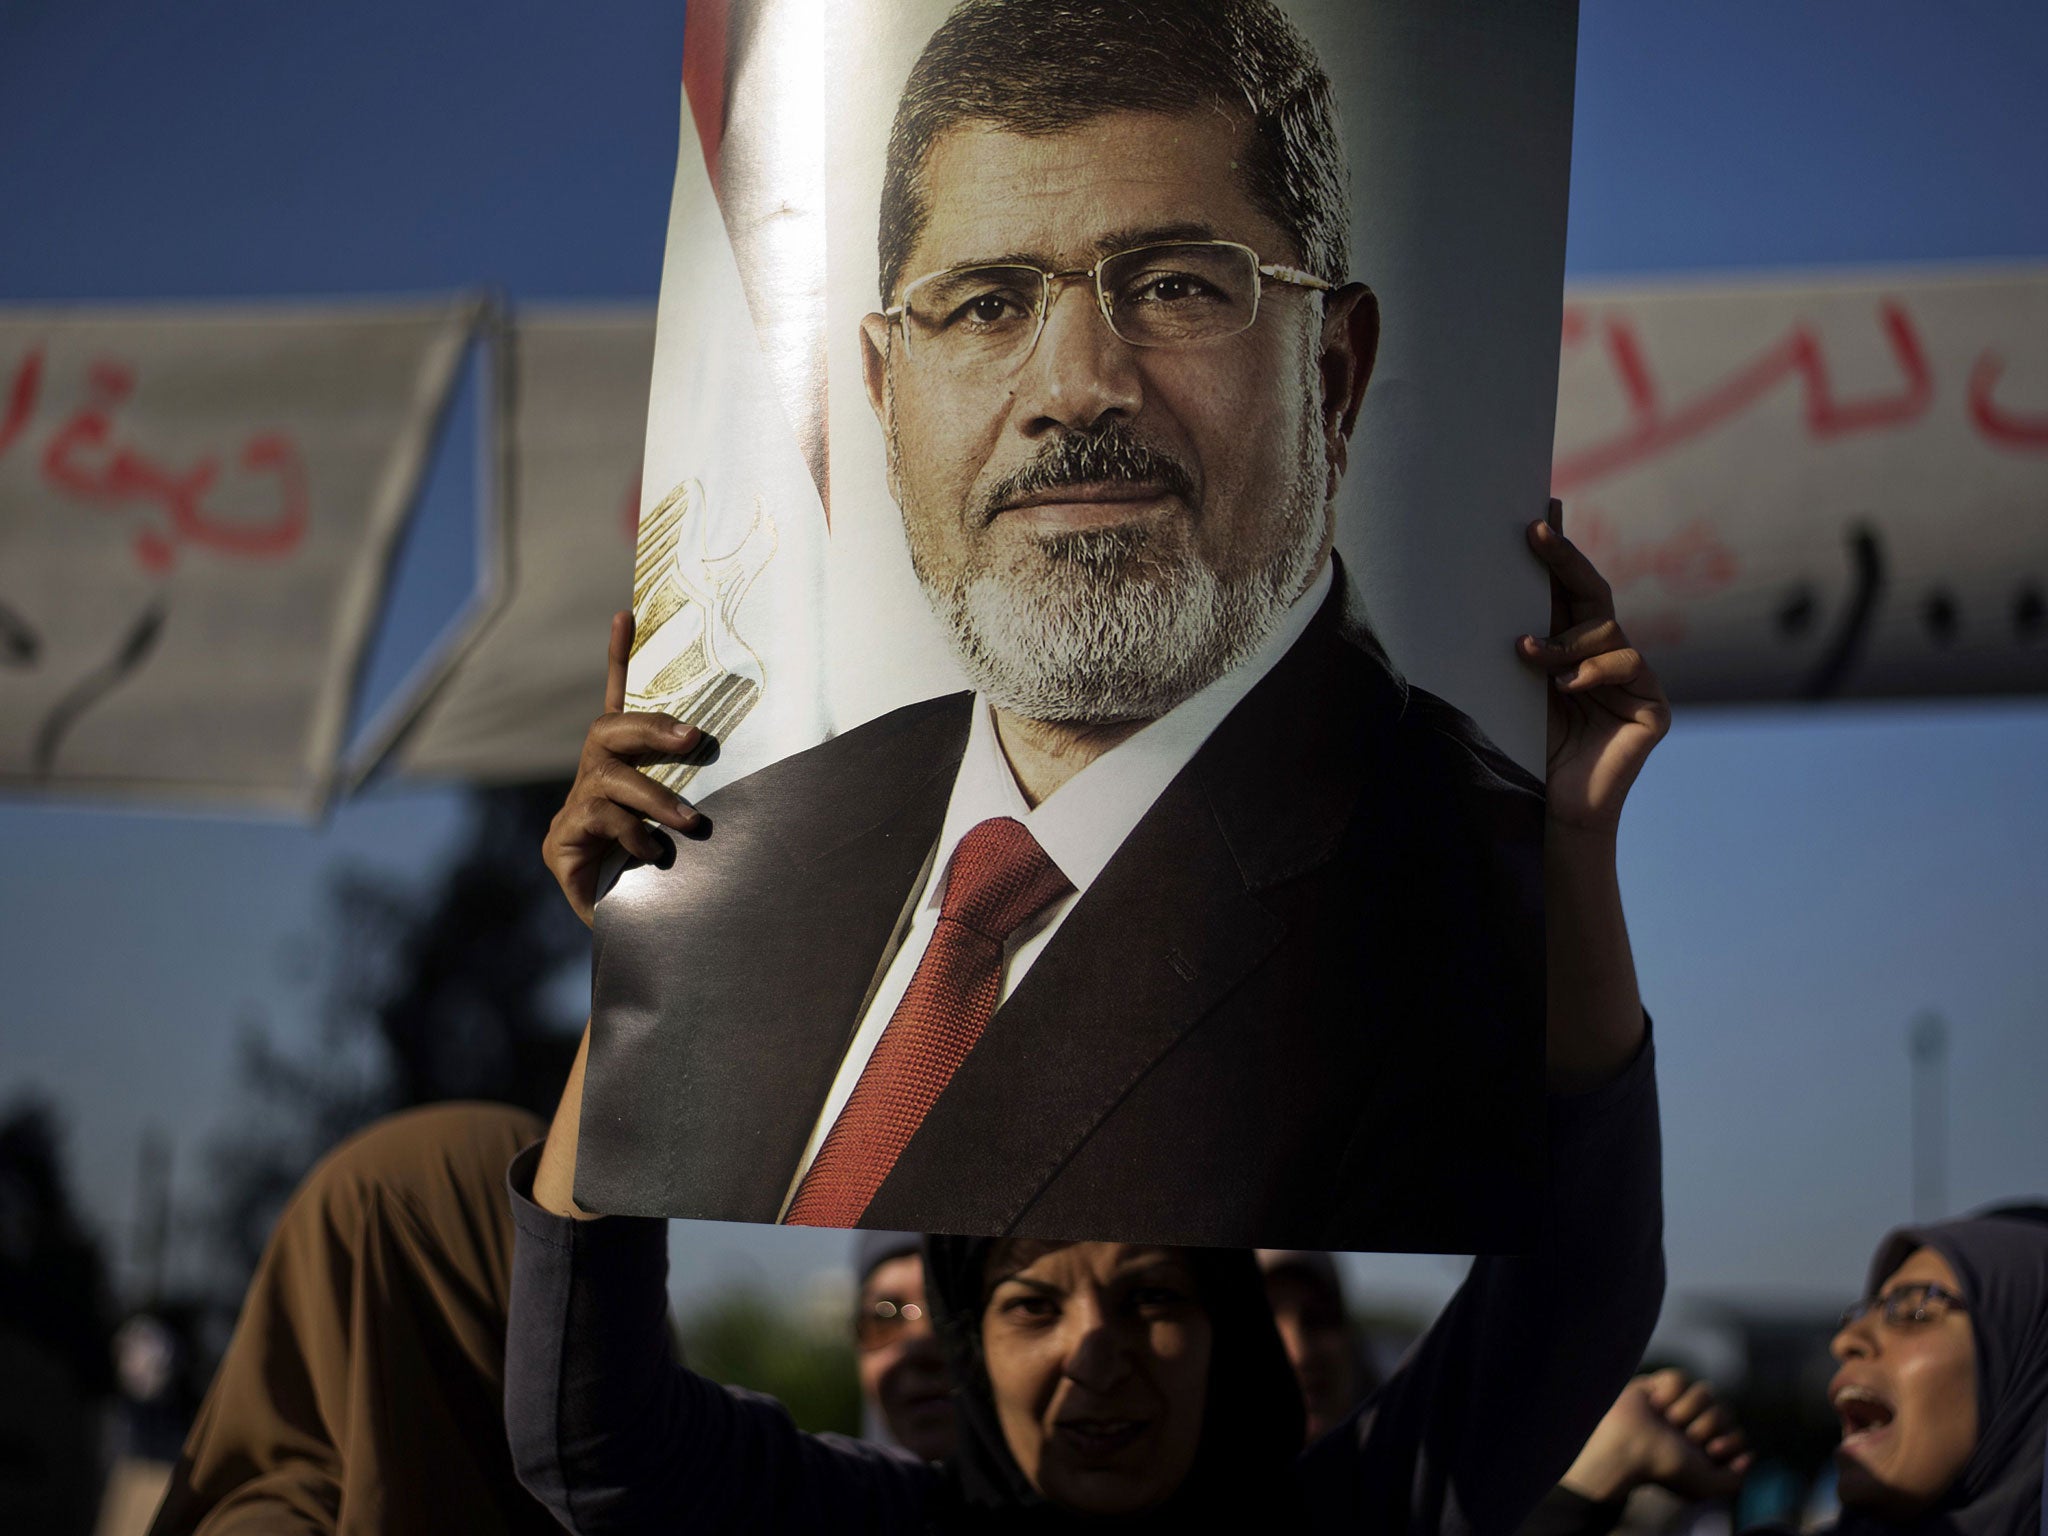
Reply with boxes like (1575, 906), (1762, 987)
(1881, 1284), (1941, 1324)
(1124, 1271), (1196, 1317)
(933, 273), (1037, 332)
(1119, 265), (1225, 308)
(995, 1288), (1060, 1326)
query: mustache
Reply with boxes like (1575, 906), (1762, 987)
(977, 427), (1197, 523)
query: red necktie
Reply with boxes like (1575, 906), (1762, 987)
(785, 816), (1072, 1228)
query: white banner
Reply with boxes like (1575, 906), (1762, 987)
(387, 310), (654, 784)
(0, 301), (474, 813)
(1556, 266), (2048, 702)
(354, 268), (2048, 788)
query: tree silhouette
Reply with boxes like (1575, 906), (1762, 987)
(207, 783), (586, 1284)
(0, 1098), (115, 1535)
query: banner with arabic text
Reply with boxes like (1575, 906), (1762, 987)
(1556, 266), (2048, 702)
(361, 267), (2048, 788)
(0, 301), (475, 814)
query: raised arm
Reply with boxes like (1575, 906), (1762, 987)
(1525, 510), (1668, 1093)
(507, 624), (937, 1532)
(506, 1033), (937, 1533)
(1298, 513), (1670, 1535)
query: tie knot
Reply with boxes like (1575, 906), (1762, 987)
(939, 817), (1073, 940)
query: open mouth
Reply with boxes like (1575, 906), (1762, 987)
(1052, 1416), (1150, 1459)
(1833, 1384), (1897, 1448)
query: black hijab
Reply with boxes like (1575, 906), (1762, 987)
(921, 1235), (1307, 1532)
(1836, 1204), (2048, 1536)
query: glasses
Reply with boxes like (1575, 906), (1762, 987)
(854, 1296), (928, 1352)
(885, 240), (1338, 380)
(1837, 1281), (1969, 1332)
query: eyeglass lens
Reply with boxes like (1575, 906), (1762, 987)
(900, 243), (1262, 372)
(1839, 1282), (1963, 1330)
(855, 1298), (927, 1349)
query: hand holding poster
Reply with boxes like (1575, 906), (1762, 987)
(579, 0), (1578, 1250)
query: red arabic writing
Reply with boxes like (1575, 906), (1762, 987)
(1, 348), (309, 574)
(0, 346), (39, 459)
(1967, 353), (2048, 450)
(1553, 302), (1933, 495)
(1570, 509), (1739, 598)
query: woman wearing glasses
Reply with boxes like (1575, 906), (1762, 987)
(1816, 1208), (2048, 1533)
(1525, 1208), (2048, 1536)
(854, 1229), (956, 1464)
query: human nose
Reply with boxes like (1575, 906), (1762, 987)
(1015, 278), (1143, 434)
(1830, 1316), (1877, 1363)
(1273, 1314), (1309, 1372)
(1060, 1293), (1130, 1395)
(898, 1314), (942, 1365)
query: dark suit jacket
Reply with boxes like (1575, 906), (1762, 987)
(579, 581), (1545, 1251)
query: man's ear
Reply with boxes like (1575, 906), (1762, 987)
(860, 312), (901, 501)
(1318, 283), (1379, 483)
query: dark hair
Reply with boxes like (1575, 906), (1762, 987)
(878, 0), (1350, 304)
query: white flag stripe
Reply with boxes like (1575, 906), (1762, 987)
(618, 84), (832, 802)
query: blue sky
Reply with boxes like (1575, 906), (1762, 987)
(2, 0), (2045, 1321)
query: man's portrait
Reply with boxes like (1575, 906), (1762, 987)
(578, 0), (1580, 1251)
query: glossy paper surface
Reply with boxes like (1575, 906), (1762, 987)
(581, 0), (1577, 1250)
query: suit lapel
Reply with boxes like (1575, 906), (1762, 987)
(581, 695), (968, 1221)
(733, 767), (959, 1193)
(862, 577), (1405, 1234)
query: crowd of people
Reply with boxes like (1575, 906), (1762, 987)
(121, 514), (2048, 1535)
(136, 1070), (2048, 1534)
(61, 5), (2048, 1528)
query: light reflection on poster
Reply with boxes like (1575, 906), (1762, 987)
(581, 0), (1576, 1251)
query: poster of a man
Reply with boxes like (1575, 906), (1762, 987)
(565, 0), (1582, 1250)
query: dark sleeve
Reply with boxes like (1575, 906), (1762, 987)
(502, 1144), (937, 1535)
(1295, 1030), (1664, 1536)
(1514, 1486), (1628, 1536)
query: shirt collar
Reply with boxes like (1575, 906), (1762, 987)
(926, 561), (1333, 907)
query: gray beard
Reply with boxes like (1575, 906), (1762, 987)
(916, 494), (1326, 725)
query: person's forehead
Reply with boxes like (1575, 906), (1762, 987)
(863, 1252), (927, 1301)
(1885, 1245), (1961, 1290)
(908, 109), (1289, 274)
(1264, 1268), (1342, 1314)
(1004, 1240), (1193, 1283)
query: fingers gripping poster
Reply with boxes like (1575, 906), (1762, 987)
(580, 0), (1577, 1250)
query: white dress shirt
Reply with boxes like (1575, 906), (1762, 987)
(778, 562), (1334, 1216)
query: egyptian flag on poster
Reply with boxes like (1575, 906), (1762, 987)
(621, 0), (836, 801)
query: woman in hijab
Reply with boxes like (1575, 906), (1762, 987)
(1819, 1205), (2048, 1535)
(1520, 1207), (2048, 1536)
(915, 1237), (1309, 1530)
(504, 517), (1671, 1532)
